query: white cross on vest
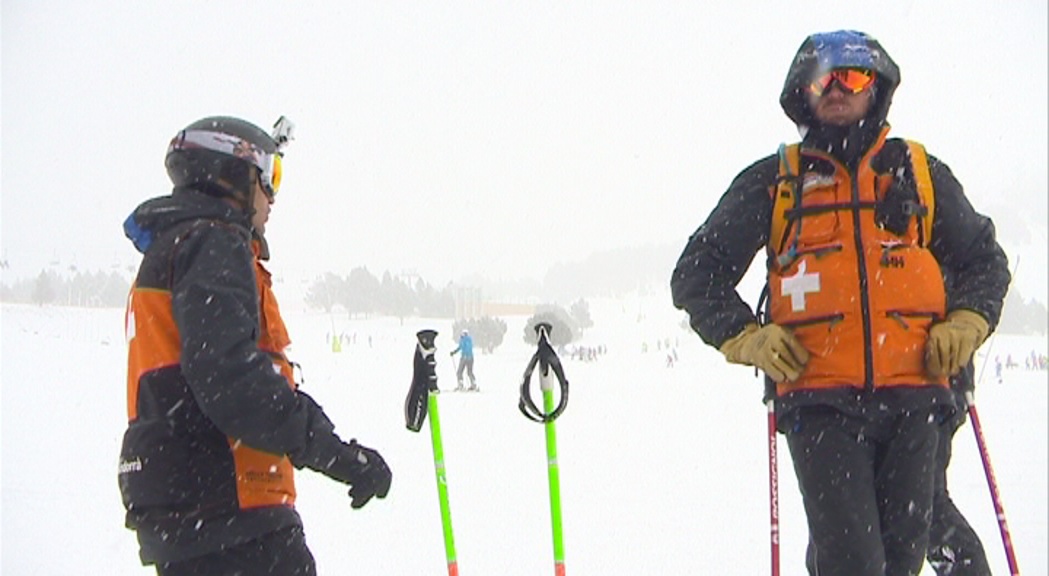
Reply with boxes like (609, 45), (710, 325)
(781, 259), (820, 312)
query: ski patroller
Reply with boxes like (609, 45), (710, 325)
(405, 329), (459, 576)
(519, 323), (570, 576)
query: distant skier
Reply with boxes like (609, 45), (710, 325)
(450, 329), (478, 391)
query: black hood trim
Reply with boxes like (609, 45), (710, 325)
(780, 31), (900, 135)
(124, 190), (250, 254)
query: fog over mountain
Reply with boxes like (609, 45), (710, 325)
(4, 2), (1045, 319)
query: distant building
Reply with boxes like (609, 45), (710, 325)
(454, 284), (536, 318)
(481, 301), (536, 317)
(454, 285), (482, 320)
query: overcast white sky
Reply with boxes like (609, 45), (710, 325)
(2, 1), (1046, 298)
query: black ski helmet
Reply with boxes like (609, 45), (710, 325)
(164, 116), (282, 199)
(779, 30), (900, 129)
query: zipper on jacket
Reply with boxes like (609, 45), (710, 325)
(775, 243), (842, 271)
(885, 310), (942, 330)
(850, 172), (875, 393)
(793, 243), (843, 260)
(780, 313), (846, 330)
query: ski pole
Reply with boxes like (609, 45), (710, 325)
(965, 391), (1020, 575)
(519, 322), (569, 576)
(766, 399), (780, 576)
(405, 329), (459, 576)
(756, 287), (781, 576)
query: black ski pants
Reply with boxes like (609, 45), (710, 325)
(927, 414), (991, 575)
(155, 525), (316, 576)
(786, 404), (939, 576)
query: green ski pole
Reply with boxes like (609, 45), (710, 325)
(405, 329), (459, 576)
(519, 322), (569, 576)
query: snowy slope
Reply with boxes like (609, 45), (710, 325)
(2, 300), (1045, 575)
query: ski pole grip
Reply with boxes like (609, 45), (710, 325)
(405, 329), (439, 432)
(519, 323), (569, 423)
(417, 329), (438, 351)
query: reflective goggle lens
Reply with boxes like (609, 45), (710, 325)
(269, 154), (282, 197)
(809, 69), (876, 96)
(260, 153), (282, 199)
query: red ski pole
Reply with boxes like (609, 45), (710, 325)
(766, 399), (780, 576)
(965, 391), (1020, 575)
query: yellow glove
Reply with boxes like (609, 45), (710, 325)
(926, 309), (990, 378)
(720, 323), (810, 382)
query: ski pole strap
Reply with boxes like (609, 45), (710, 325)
(519, 323), (570, 423)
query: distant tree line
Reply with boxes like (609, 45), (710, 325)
(1, 268), (130, 308)
(304, 267), (456, 319)
(997, 287), (1047, 335)
(541, 244), (676, 302)
(451, 316), (508, 354)
(522, 299), (594, 347)
(12, 258), (1038, 339)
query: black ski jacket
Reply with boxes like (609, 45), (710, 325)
(119, 190), (366, 564)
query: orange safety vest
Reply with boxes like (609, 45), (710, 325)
(765, 128), (947, 396)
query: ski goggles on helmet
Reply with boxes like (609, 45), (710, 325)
(168, 129), (284, 197)
(808, 68), (876, 96)
(259, 153), (282, 199)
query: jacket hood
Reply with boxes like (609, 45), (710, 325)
(780, 30), (900, 132)
(123, 189), (249, 254)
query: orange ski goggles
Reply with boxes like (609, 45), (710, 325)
(260, 153), (282, 199)
(808, 68), (876, 96)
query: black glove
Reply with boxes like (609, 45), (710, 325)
(344, 440), (392, 509)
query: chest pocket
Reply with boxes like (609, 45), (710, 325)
(768, 140), (935, 266)
(794, 173), (847, 247)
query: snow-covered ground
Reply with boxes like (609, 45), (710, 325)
(2, 297), (1046, 575)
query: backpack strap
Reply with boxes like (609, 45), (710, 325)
(756, 144), (799, 349)
(769, 141), (935, 252)
(769, 143), (801, 259)
(904, 140), (935, 247)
